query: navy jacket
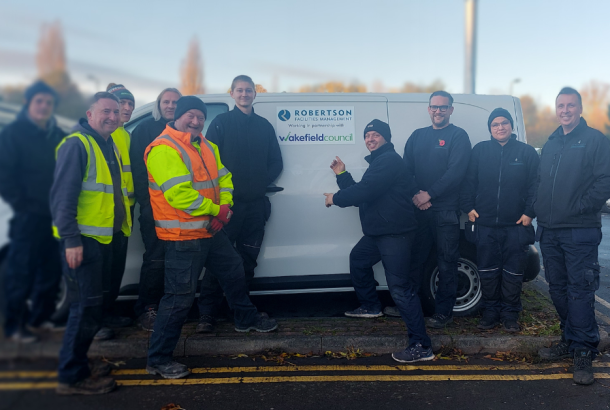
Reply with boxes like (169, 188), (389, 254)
(130, 116), (169, 217)
(461, 135), (539, 227)
(206, 107), (283, 203)
(0, 110), (66, 216)
(403, 124), (471, 211)
(333, 142), (417, 236)
(535, 118), (610, 229)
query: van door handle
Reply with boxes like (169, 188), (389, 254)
(266, 186), (284, 192)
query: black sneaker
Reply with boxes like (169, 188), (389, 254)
(573, 348), (594, 385)
(196, 315), (216, 333)
(235, 314), (278, 333)
(383, 306), (402, 317)
(538, 339), (571, 360)
(426, 313), (453, 328)
(344, 306), (384, 318)
(137, 307), (157, 332)
(477, 313), (500, 330)
(94, 327), (115, 341)
(146, 361), (190, 379)
(56, 376), (116, 395)
(8, 329), (38, 344)
(503, 320), (520, 333)
(103, 315), (132, 329)
(90, 362), (112, 378)
(392, 343), (435, 363)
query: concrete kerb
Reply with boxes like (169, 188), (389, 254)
(2, 332), (605, 360)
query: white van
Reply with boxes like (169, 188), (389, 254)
(0, 93), (540, 320)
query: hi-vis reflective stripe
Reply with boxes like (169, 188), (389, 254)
(154, 220), (210, 229)
(81, 137), (114, 194)
(78, 224), (114, 236)
(220, 187), (234, 194)
(184, 195), (204, 215)
(123, 165), (132, 172)
(157, 135), (193, 174)
(218, 167), (229, 177)
(148, 177), (218, 192)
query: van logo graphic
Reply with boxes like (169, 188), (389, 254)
(278, 110), (291, 121)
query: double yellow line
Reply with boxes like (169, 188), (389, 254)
(2, 363), (608, 390)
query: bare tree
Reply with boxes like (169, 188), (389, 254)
(180, 37), (205, 95)
(37, 20), (66, 77)
(580, 80), (610, 132)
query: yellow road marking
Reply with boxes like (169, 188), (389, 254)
(3, 363), (610, 379)
(3, 373), (610, 390)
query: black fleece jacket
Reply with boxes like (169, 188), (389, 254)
(461, 135), (539, 227)
(535, 118), (610, 229)
(0, 110), (66, 216)
(403, 124), (471, 211)
(333, 142), (417, 236)
(205, 107), (283, 203)
(130, 116), (169, 217)
(50, 119), (124, 248)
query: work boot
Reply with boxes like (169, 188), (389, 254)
(235, 314), (278, 333)
(426, 313), (453, 328)
(103, 315), (132, 328)
(196, 315), (216, 333)
(56, 376), (116, 395)
(146, 361), (190, 379)
(94, 327), (115, 341)
(344, 306), (384, 318)
(137, 306), (157, 332)
(392, 343), (435, 363)
(90, 361), (112, 378)
(538, 338), (571, 360)
(477, 312), (500, 330)
(383, 306), (401, 317)
(573, 348), (594, 385)
(503, 320), (520, 333)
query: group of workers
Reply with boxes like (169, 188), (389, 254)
(0, 77), (608, 394)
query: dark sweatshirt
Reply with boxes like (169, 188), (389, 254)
(0, 109), (66, 216)
(460, 135), (539, 227)
(403, 124), (472, 211)
(130, 116), (169, 218)
(50, 119), (125, 248)
(535, 118), (610, 229)
(205, 107), (283, 203)
(333, 142), (417, 236)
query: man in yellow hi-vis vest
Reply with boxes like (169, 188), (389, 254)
(144, 96), (277, 380)
(50, 92), (132, 395)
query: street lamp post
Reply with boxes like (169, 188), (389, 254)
(464, 0), (478, 94)
(509, 78), (521, 96)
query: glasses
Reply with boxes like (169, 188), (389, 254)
(429, 105), (450, 112)
(491, 121), (511, 129)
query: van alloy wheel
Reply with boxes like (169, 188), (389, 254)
(429, 258), (482, 316)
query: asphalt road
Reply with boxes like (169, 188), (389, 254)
(1, 355), (610, 410)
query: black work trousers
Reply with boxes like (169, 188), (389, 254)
(197, 197), (269, 318)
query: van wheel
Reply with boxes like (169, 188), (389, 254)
(420, 242), (482, 317)
(51, 274), (70, 323)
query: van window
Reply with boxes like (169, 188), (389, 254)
(125, 103), (229, 135)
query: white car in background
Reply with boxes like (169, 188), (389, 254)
(0, 94), (541, 321)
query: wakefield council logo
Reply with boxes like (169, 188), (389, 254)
(278, 110), (291, 121)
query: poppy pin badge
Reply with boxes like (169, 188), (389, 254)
(439, 140), (446, 147)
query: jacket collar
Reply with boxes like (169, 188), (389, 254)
(365, 142), (395, 164)
(167, 122), (202, 146)
(489, 133), (517, 147)
(550, 117), (587, 140)
(231, 106), (255, 120)
(72, 118), (114, 147)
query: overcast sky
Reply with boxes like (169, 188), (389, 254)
(1, 0), (608, 107)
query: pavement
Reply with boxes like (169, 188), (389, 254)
(2, 281), (609, 361)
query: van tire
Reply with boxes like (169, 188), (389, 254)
(420, 239), (482, 317)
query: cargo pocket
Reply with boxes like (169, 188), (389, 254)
(572, 228), (602, 245)
(165, 259), (193, 295)
(518, 224), (535, 246)
(584, 262), (600, 291)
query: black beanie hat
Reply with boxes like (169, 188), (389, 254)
(363, 119), (391, 142)
(25, 80), (59, 106)
(487, 108), (514, 132)
(174, 96), (208, 121)
(106, 83), (135, 103)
